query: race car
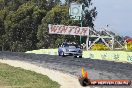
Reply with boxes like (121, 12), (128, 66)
(58, 43), (83, 58)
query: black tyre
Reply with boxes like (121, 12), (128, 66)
(62, 52), (65, 57)
(79, 56), (82, 58)
(74, 56), (77, 58)
(58, 52), (61, 56)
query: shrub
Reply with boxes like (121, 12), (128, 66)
(127, 42), (132, 51)
(92, 44), (109, 50)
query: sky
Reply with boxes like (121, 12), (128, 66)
(61, 0), (132, 37)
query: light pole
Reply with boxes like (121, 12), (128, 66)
(69, 3), (83, 44)
(80, 17), (83, 44)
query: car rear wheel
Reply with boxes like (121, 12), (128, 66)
(74, 56), (77, 58)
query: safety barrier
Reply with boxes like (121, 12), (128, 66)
(26, 49), (58, 55)
(26, 49), (132, 63)
(83, 51), (132, 63)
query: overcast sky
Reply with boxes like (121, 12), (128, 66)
(61, 0), (132, 37)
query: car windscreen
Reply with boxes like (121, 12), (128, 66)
(64, 44), (80, 48)
(68, 45), (76, 48)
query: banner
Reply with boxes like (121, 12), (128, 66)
(48, 24), (90, 36)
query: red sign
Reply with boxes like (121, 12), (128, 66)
(126, 38), (132, 43)
(48, 24), (90, 36)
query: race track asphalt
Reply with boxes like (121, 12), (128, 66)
(0, 51), (132, 88)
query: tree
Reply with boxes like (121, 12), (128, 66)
(37, 5), (69, 48)
(0, 0), (97, 51)
(37, 0), (97, 48)
(2, 1), (48, 51)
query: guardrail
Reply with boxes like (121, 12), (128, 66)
(26, 49), (132, 63)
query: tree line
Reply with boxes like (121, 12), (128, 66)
(0, 0), (97, 52)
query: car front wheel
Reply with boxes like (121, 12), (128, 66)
(62, 52), (65, 57)
(58, 52), (61, 56)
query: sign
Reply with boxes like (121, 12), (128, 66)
(49, 24), (90, 36)
(69, 3), (82, 20)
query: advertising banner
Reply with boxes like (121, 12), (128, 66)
(48, 24), (90, 36)
(83, 51), (132, 62)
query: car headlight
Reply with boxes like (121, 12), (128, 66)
(63, 49), (68, 52)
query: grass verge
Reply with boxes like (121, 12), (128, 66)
(0, 63), (60, 88)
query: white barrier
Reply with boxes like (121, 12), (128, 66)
(26, 49), (132, 63)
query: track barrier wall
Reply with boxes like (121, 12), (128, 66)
(26, 49), (132, 63)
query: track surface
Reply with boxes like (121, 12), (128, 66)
(0, 51), (132, 88)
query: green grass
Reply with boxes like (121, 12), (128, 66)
(0, 63), (60, 88)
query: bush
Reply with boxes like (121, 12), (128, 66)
(92, 44), (109, 50)
(127, 42), (132, 51)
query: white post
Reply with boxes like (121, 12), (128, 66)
(86, 36), (89, 51)
(112, 37), (114, 50)
(88, 37), (100, 50)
